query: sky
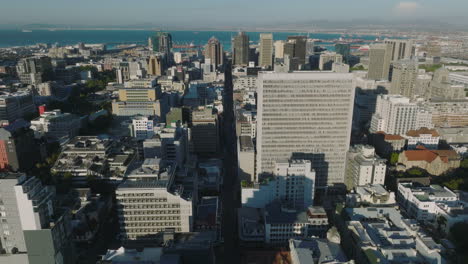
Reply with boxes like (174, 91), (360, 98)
(1, 0), (467, 28)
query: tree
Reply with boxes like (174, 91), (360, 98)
(460, 159), (468, 169)
(437, 215), (447, 233)
(450, 222), (468, 253)
(389, 152), (399, 166)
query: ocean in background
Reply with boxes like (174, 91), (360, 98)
(0, 30), (377, 50)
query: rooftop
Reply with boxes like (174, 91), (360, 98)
(406, 127), (440, 137)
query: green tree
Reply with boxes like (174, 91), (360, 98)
(460, 159), (468, 169)
(389, 152), (399, 165)
(437, 215), (447, 233)
(450, 222), (468, 253)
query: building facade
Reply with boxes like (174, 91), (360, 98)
(256, 72), (355, 187)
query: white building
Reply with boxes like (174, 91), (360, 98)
(0, 174), (54, 254)
(116, 164), (193, 241)
(233, 75), (258, 91)
(370, 95), (418, 135)
(131, 116), (156, 140)
(257, 71), (355, 187)
(242, 160), (315, 209)
(346, 184), (396, 207)
(30, 109), (81, 142)
(345, 145), (387, 190)
(405, 127), (440, 149)
(397, 182), (468, 234)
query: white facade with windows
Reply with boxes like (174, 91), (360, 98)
(345, 145), (387, 190)
(256, 72), (355, 187)
(242, 160), (315, 209)
(131, 116), (156, 140)
(370, 95), (419, 135)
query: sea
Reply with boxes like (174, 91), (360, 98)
(0, 30), (378, 50)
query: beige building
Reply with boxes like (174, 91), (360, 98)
(390, 60), (418, 98)
(274, 40), (285, 59)
(398, 148), (460, 176)
(384, 39), (414, 61)
(430, 67), (466, 100)
(205, 37), (224, 67)
(368, 43), (392, 80)
(148, 55), (163, 76)
(319, 52), (343, 71)
(259, 33), (273, 69)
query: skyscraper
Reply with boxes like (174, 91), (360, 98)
(335, 43), (351, 61)
(259, 33), (273, 69)
(384, 39), (414, 61)
(287, 36), (307, 65)
(233, 32), (249, 66)
(274, 40), (285, 59)
(368, 43), (393, 80)
(151, 32), (173, 54)
(256, 72), (355, 187)
(205, 37), (224, 67)
(390, 60), (418, 98)
(148, 55), (163, 76)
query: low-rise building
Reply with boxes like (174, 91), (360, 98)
(242, 160), (315, 210)
(289, 238), (350, 264)
(405, 127), (440, 150)
(30, 110), (81, 142)
(341, 207), (444, 264)
(397, 147), (461, 176)
(346, 184), (396, 207)
(397, 182), (468, 234)
(130, 115), (157, 140)
(238, 202), (329, 245)
(371, 132), (406, 158)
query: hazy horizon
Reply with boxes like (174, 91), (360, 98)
(1, 0), (468, 30)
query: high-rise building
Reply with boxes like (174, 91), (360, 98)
(0, 174), (76, 264)
(319, 52), (343, 71)
(241, 160), (316, 209)
(335, 43), (351, 59)
(370, 95), (418, 135)
(0, 121), (40, 172)
(190, 107), (219, 155)
(345, 145), (387, 190)
(368, 43), (392, 80)
(148, 55), (164, 76)
(16, 57), (53, 85)
(256, 72), (355, 187)
(274, 40), (285, 59)
(259, 33), (273, 69)
(205, 37), (224, 67)
(430, 67), (466, 100)
(233, 32), (249, 66)
(287, 36), (307, 66)
(390, 60), (418, 98)
(306, 39), (315, 57)
(150, 32), (172, 54)
(384, 39), (414, 61)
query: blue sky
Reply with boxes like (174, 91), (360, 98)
(1, 0), (467, 26)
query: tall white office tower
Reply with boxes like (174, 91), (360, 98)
(256, 72), (355, 188)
